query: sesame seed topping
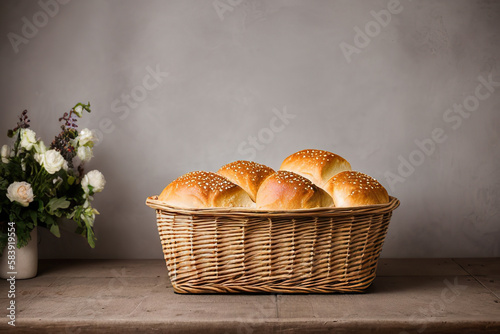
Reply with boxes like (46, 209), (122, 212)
(172, 171), (241, 194)
(283, 149), (349, 168)
(331, 170), (386, 197)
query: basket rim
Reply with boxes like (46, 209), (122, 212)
(145, 195), (400, 217)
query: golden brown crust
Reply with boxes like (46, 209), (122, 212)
(255, 171), (333, 210)
(217, 160), (275, 201)
(324, 171), (389, 207)
(279, 149), (352, 189)
(158, 171), (254, 208)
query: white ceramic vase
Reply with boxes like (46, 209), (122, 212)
(0, 228), (38, 280)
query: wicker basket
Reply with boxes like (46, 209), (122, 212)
(146, 196), (400, 293)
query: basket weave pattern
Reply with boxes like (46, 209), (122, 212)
(146, 196), (400, 293)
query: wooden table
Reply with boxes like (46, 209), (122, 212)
(1, 258), (499, 333)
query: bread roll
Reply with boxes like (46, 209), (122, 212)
(159, 171), (254, 208)
(217, 160), (275, 201)
(280, 149), (351, 189)
(324, 171), (389, 207)
(256, 171), (333, 210)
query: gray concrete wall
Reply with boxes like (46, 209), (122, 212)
(0, 0), (499, 258)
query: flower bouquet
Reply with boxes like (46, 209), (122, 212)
(0, 103), (105, 255)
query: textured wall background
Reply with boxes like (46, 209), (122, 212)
(0, 0), (499, 258)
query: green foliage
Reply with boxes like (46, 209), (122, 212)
(46, 197), (71, 216)
(50, 223), (60, 238)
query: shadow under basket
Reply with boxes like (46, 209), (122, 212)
(146, 196), (400, 294)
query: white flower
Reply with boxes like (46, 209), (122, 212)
(81, 207), (99, 226)
(6, 181), (34, 207)
(82, 170), (106, 193)
(76, 128), (95, 147)
(1, 145), (10, 163)
(19, 129), (37, 151)
(34, 140), (47, 154)
(41, 149), (65, 174)
(34, 141), (47, 165)
(74, 105), (83, 117)
(77, 146), (93, 162)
